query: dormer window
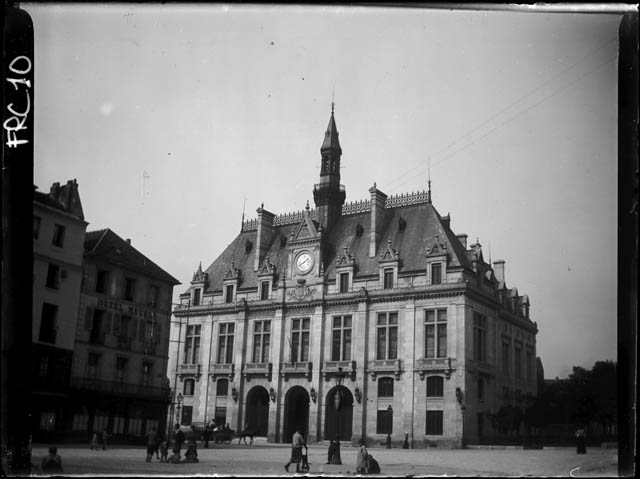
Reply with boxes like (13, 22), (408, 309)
(193, 288), (201, 306)
(431, 263), (442, 285)
(339, 272), (349, 293)
(260, 280), (270, 300)
(383, 268), (394, 289)
(225, 284), (234, 303)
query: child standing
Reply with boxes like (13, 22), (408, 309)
(90, 433), (99, 450)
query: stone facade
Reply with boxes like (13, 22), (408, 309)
(168, 108), (538, 447)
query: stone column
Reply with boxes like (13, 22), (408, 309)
(268, 308), (284, 442)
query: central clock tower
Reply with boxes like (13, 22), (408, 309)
(313, 103), (346, 233)
(287, 202), (325, 286)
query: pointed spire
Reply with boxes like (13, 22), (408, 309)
(321, 102), (341, 152)
(427, 156), (432, 203)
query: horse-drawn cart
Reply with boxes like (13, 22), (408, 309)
(212, 427), (235, 444)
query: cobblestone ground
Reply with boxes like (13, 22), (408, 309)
(29, 441), (619, 477)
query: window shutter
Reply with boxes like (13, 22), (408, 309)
(105, 312), (112, 334)
(113, 314), (121, 336)
(84, 307), (93, 331)
(139, 319), (146, 340)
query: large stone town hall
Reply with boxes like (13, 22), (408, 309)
(168, 106), (539, 448)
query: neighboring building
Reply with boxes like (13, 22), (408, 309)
(169, 107), (538, 447)
(68, 228), (180, 443)
(32, 180), (88, 443)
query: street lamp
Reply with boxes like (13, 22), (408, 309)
(331, 367), (346, 465)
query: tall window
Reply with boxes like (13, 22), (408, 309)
(526, 349), (533, 382)
(38, 355), (49, 379)
(183, 325), (201, 364)
(376, 378), (394, 434)
(376, 312), (398, 360)
(51, 224), (65, 247)
(33, 216), (41, 239)
(383, 268), (394, 289)
(502, 339), (511, 377)
(431, 263), (442, 285)
(478, 378), (485, 402)
(331, 315), (352, 361)
(217, 323), (235, 363)
(118, 315), (132, 339)
(115, 357), (127, 382)
(252, 320), (271, 363)
(426, 376), (444, 397)
(425, 309), (447, 358)
(148, 285), (159, 308)
(514, 343), (523, 379)
(124, 277), (136, 301)
(46, 264), (60, 289)
(88, 353), (100, 379)
(46, 263), (60, 289)
(225, 284), (234, 304)
(473, 313), (487, 362)
(96, 269), (109, 294)
(90, 310), (106, 344)
(260, 281), (270, 300)
(339, 272), (349, 293)
(290, 318), (310, 362)
(216, 378), (229, 396)
(39, 303), (58, 344)
(142, 362), (152, 386)
(183, 378), (195, 396)
(426, 411), (443, 435)
(193, 288), (201, 306)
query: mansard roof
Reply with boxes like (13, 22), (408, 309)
(193, 197), (474, 294)
(85, 228), (180, 285)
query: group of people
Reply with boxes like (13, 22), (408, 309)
(283, 428), (380, 474)
(142, 424), (201, 463)
(201, 420), (231, 448)
(89, 429), (109, 451)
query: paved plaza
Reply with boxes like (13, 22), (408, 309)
(29, 441), (619, 477)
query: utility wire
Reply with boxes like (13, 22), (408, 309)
(383, 36), (618, 191)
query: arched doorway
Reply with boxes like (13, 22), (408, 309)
(245, 386), (269, 437)
(283, 386), (310, 443)
(324, 385), (353, 441)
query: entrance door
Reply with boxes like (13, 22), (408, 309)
(324, 385), (353, 441)
(283, 386), (310, 443)
(245, 386), (269, 436)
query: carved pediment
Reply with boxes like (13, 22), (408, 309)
(224, 260), (241, 280)
(259, 255), (276, 276)
(379, 238), (399, 262)
(192, 262), (208, 284)
(292, 201), (321, 241)
(336, 245), (354, 267)
(425, 234), (448, 257)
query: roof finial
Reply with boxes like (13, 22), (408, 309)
(305, 200), (310, 210)
(241, 194), (246, 231)
(331, 87), (335, 116)
(427, 155), (432, 203)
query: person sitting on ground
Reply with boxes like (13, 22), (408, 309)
(41, 446), (63, 474)
(185, 440), (199, 463)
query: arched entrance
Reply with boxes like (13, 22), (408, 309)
(283, 386), (310, 443)
(324, 385), (353, 441)
(245, 386), (269, 437)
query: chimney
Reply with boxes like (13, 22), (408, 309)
(49, 182), (61, 201)
(493, 260), (505, 283)
(126, 238), (131, 245)
(254, 205), (275, 271)
(456, 234), (468, 249)
(369, 184), (387, 258)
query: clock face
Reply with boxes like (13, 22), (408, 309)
(296, 252), (314, 273)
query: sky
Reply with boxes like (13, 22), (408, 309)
(25, 3), (626, 379)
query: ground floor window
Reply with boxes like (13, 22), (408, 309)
(40, 412), (56, 431)
(146, 419), (160, 433)
(376, 405), (393, 434)
(128, 418), (143, 435)
(214, 406), (227, 427)
(112, 416), (125, 435)
(73, 413), (88, 432)
(93, 412), (109, 433)
(426, 410), (443, 435)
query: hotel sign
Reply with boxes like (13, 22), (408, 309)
(96, 298), (158, 320)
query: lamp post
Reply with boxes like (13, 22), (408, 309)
(168, 300), (190, 438)
(331, 367), (346, 465)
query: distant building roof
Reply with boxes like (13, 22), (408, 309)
(34, 179), (85, 221)
(85, 228), (180, 285)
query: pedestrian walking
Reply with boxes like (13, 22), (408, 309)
(90, 433), (99, 450)
(575, 426), (587, 454)
(356, 438), (368, 474)
(41, 446), (63, 474)
(202, 424), (211, 449)
(284, 426), (306, 473)
(101, 429), (109, 451)
(144, 427), (159, 462)
(327, 434), (339, 464)
(172, 423), (185, 462)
